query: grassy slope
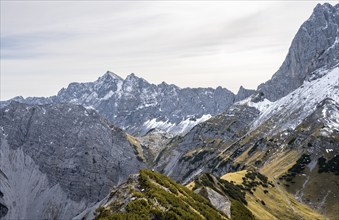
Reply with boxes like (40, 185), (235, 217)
(189, 173), (255, 220)
(126, 134), (146, 162)
(95, 169), (228, 220)
(221, 170), (325, 220)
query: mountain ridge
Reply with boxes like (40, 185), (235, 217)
(0, 71), (255, 136)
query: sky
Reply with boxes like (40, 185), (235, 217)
(1, 1), (337, 100)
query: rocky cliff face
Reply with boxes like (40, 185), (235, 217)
(0, 72), (254, 136)
(0, 102), (145, 219)
(258, 3), (339, 101)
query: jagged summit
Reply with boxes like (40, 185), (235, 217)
(235, 86), (255, 102)
(313, 2), (339, 15)
(95, 71), (123, 87)
(95, 71), (148, 86)
(125, 72), (140, 81)
(1, 70), (255, 135)
(258, 3), (339, 101)
(103, 71), (123, 81)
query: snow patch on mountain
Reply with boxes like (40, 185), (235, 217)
(239, 97), (272, 113)
(143, 119), (176, 132)
(320, 99), (339, 136)
(247, 99), (272, 113)
(251, 66), (339, 134)
(177, 114), (212, 134)
(143, 114), (212, 135)
(102, 90), (114, 100)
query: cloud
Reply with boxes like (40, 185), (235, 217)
(1, 32), (76, 59)
(1, 1), (337, 100)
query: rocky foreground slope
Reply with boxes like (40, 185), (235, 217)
(91, 169), (324, 220)
(92, 169), (228, 220)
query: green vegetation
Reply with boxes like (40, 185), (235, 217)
(95, 169), (227, 220)
(318, 155), (339, 175)
(230, 199), (255, 220)
(279, 154), (311, 182)
(230, 147), (245, 159)
(287, 137), (297, 145)
(237, 170), (273, 193)
(126, 134), (145, 162)
(193, 173), (247, 206)
(191, 173), (257, 219)
(222, 170), (325, 220)
(180, 149), (212, 165)
(247, 138), (263, 156)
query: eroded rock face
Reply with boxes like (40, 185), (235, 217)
(0, 102), (145, 219)
(258, 3), (339, 101)
(195, 187), (231, 218)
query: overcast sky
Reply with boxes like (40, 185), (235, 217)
(1, 1), (337, 100)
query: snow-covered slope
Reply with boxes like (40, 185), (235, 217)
(247, 66), (339, 135)
(141, 114), (212, 135)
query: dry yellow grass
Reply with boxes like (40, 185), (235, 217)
(221, 170), (247, 184)
(260, 150), (300, 178)
(126, 134), (145, 162)
(221, 170), (325, 220)
(236, 149), (264, 166)
(185, 181), (196, 190)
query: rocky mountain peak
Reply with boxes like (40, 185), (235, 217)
(95, 71), (123, 85)
(257, 3), (339, 101)
(1, 70), (253, 135)
(125, 72), (144, 82)
(235, 86), (255, 102)
(103, 71), (123, 81)
(313, 2), (338, 16)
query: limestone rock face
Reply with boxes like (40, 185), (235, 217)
(195, 187), (231, 218)
(235, 86), (255, 102)
(0, 102), (145, 219)
(258, 3), (339, 101)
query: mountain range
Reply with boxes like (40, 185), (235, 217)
(0, 72), (254, 136)
(0, 2), (338, 220)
